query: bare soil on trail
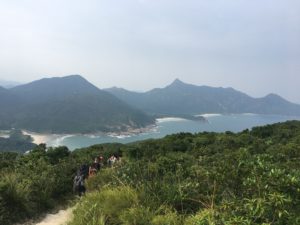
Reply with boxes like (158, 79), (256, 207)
(34, 207), (73, 225)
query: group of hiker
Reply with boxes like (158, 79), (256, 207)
(73, 154), (121, 196)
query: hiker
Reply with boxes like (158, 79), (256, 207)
(89, 163), (97, 177)
(93, 157), (101, 171)
(79, 164), (89, 179)
(73, 172), (86, 196)
(98, 156), (104, 168)
(107, 155), (117, 167)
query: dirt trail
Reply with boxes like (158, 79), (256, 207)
(35, 207), (73, 225)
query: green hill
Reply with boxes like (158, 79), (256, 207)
(0, 75), (154, 133)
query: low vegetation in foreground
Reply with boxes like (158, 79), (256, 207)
(1, 121), (300, 224)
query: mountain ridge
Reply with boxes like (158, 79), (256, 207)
(106, 79), (300, 116)
(1, 76), (299, 133)
(0, 75), (154, 133)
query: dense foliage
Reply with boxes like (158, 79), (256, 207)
(70, 120), (300, 225)
(0, 130), (36, 153)
(1, 120), (300, 224)
(0, 142), (123, 225)
(0, 145), (74, 224)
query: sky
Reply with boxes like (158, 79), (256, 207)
(0, 0), (299, 103)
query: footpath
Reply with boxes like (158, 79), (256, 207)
(34, 207), (73, 225)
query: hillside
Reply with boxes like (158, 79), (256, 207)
(0, 87), (22, 129)
(0, 79), (21, 88)
(0, 86), (21, 108)
(106, 79), (300, 116)
(0, 75), (154, 133)
(1, 120), (300, 224)
(0, 137), (35, 153)
(0, 130), (36, 153)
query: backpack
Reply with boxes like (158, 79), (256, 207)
(80, 164), (89, 178)
(74, 175), (83, 187)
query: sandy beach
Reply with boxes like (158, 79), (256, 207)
(22, 130), (55, 145)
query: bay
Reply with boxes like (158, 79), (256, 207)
(44, 114), (300, 150)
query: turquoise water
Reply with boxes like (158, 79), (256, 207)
(47, 114), (300, 150)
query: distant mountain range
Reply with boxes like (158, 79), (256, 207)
(1, 76), (299, 134)
(0, 75), (154, 133)
(106, 79), (300, 116)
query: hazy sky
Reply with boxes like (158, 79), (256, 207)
(0, 0), (299, 103)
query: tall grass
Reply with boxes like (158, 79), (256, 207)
(68, 186), (139, 225)
(68, 184), (184, 225)
(0, 172), (30, 223)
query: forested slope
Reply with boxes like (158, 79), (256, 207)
(0, 75), (154, 133)
(107, 79), (300, 116)
(1, 120), (300, 224)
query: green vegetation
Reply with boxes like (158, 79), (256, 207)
(0, 143), (122, 225)
(1, 120), (300, 224)
(69, 120), (300, 225)
(0, 145), (74, 224)
(0, 130), (36, 153)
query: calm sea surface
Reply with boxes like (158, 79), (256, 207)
(47, 114), (300, 150)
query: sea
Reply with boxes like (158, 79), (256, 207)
(44, 114), (300, 150)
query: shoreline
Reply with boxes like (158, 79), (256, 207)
(13, 114), (300, 149)
(21, 123), (159, 145)
(22, 130), (58, 145)
(20, 115), (222, 145)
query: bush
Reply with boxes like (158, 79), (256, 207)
(152, 206), (182, 225)
(185, 209), (218, 225)
(120, 206), (154, 225)
(0, 173), (30, 223)
(69, 186), (138, 225)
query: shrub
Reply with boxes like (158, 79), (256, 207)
(152, 206), (182, 225)
(0, 173), (30, 224)
(120, 206), (154, 225)
(86, 168), (119, 191)
(184, 209), (218, 225)
(69, 186), (138, 225)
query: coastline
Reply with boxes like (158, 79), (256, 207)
(17, 114), (258, 145)
(100, 123), (158, 139)
(0, 130), (10, 139)
(15, 114), (300, 150)
(20, 115), (207, 145)
(22, 130), (58, 145)
(21, 123), (159, 146)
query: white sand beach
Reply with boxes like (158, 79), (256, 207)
(22, 130), (54, 145)
(156, 117), (188, 123)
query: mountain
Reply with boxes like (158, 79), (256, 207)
(0, 75), (154, 133)
(0, 86), (22, 106)
(10, 75), (101, 103)
(106, 79), (300, 116)
(0, 86), (22, 129)
(0, 79), (21, 88)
